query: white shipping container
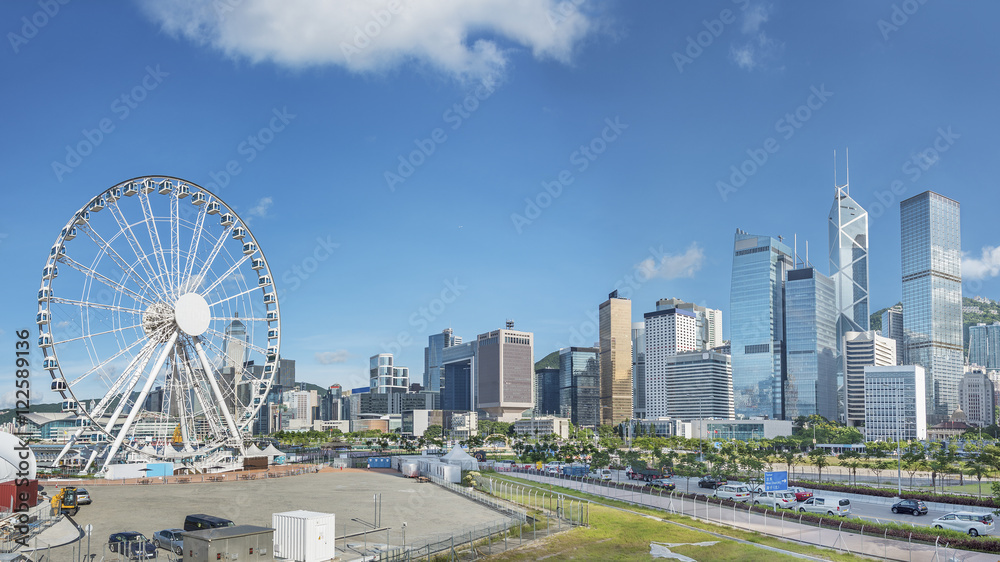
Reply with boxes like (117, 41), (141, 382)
(272, 510), (336, 562)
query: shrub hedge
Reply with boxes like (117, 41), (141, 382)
(789, 479), (1000, 509)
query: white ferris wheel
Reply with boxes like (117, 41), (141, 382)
(38, 176), (280, 473)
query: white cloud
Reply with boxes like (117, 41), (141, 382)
(635, 243), (705, 280)
(316, 350), (351, 364)
(742, 4), (769, 33)
(964, 246), (1000, 280)
(140, 0), (596, 81)
(730, 45), (756, 71)
(247, 196), (273, 219)
(730, 3), (782, 72)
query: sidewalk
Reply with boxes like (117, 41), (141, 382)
(514, 471), (995, 562)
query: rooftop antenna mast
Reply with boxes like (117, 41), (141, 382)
(834, 148), (850, 197)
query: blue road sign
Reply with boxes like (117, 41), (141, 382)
(764, 470), (788, 491)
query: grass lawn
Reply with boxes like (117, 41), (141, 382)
(482, 474), (864, 561)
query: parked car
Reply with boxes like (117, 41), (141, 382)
(788, 487), (813, 502)
(891, 499), (928, 516)
(797, 497), (852, 516)
(714, 484), (752, 502)
(152, 529), (184, 555)
(76, 488), (91, 505)
(594, 468), (613, 481)
(698, 475), (727, 489)
(646, 479), (675, 491)
(108, 532), (158, 559)
(932, 512), (995, 537)
(753, 490), (798, 509)
(183, 514), (235, 532)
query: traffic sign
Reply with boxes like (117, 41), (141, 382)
(764, 470), (788, 491)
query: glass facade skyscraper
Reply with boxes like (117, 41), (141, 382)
(900, 191), (963, 423)
(424, 328), (462, 392)
(730, 230), (794, 419)
(969, 323), (1000, 369)
(828, 183), (870, 340)
(632, 322), (646, 419)
(599, 292), (632, 426)
(559, 347), (600, 428)
(784, 267), (839, 421)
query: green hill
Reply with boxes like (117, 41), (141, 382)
(534, 350), (559, 371)
(870, 297), (1000, 354)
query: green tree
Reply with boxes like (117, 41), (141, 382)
(966, 449), (993, 498)
(423, 425), (443, 440)
(807, 448), (830, 482)
(870, 459), (890, 487)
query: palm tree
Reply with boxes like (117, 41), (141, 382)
(807, 448), (829, 482)
(780, 449), (798, 481)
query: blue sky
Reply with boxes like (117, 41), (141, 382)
(3, 0), (1000, 402)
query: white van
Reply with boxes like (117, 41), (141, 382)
(797, 497), (852, 516)
(594, 468), (612, 481)
(713, 484), (752, 502)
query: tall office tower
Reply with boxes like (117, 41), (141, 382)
(534, 367), (561, 415)
(784, 267), (839, 421)
(969, 322), (1000, 369)
(959, 372), (996, 427)
(901, 191), (963, 423)
(828, 172), (871, 344)
(559, 347), (600, 428)
(369, 353), (409, 394)
(632, 322), (646, 419)
(476, 326), (534, 421)
(222, 314), (249, 368)
(643, 307), (697, 418)
(442, 341), (476, 411)
(659, 351), (734, 420)
(843, 331), (897, 429)
(599, 291), (633, 426)
(881, 305), (905, 365)
(424, 328), (462, 392)
(656, 298), (724, 351)
(730, 229), (795, 419)
(863, 365), (927, 442)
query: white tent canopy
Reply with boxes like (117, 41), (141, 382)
(440, 445), (478, 471)
(262, 444), (284, 458)
(245, 444), (264, 457)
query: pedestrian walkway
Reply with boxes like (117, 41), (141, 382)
(511, 471), (996, 561)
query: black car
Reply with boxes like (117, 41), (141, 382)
(891, 499), (928, 515)
(646, 479), (676, 491)
(698, 476), (727, 489)
(108, 532), (157, 559)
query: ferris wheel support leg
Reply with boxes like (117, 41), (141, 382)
(194, 338), (246, 456)
(53, 429), (84, 467)
(83, 448), (100, 473)
(101, 331), (178, 473)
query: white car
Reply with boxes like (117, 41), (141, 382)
(593, 468), (612, 481)
(753, 490), (798, 509)
(797, 497), (852, 516)
(932, 512), (995, 537)
(713, 484), (752, 502)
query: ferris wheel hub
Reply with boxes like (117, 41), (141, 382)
(142, 301), (174, 340)
(174, 292), (211, 336)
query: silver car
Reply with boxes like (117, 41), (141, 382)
(932, 512), (995, 537)
(797, 496), (851, 516)
(753, 490), (798, 509)
(152, 528), (184, 555)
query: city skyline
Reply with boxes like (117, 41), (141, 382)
(5, 2), (1000, 404)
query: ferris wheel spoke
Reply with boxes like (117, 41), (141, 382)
(213, 316), (269, 322)
(171, 192), (180, 296)
(192, 223), (236, 294)
(181, 202), (209, 293)
(89, 340), (159, 425)
(69, 335), (151, 386)
(49, 297), (145, 316)
(199, 253), (252, 298)
(138, 190), (174, 298)
(101, 330), (178, 472)
(55, 323), (143, 347)
(207, 284), (260, 309)
(106, 199), (172, 299)
(193, 337), (245, 452)
(203, 327), (269, 357)
(74, 225), (160, 303)
(59, 255), (153, 307)
(178, 341), (226, 440)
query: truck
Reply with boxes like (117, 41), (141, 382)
(561, 463), (590, 477)
(625, 466), (668, 482)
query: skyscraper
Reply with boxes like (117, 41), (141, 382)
(661, 351), (734, 420)
(631, 322), (646, 420)
(655, 298), (724, 351)
(784, 267), (839, 421)
(959, 372), (995, 428)
(828, 173), (871, 343)
(881, 305), (904, 365)
(441, 341), (477, 411)
(534, 367), (561, 415)
(559, 347), (600, 427)
(901, 191), (963, 423)
(424, 328), (462, 392)
(730, 229), (794, 419)
(864, 365), (927, 442)
(969, 322), (1000, 369)
(476, 325), (534, 421)
(369, 353), (409, 394)
(843, 331), (897, 429)
(643, 307), (697, 418)
(222, 314), (249, 369)
(599, 291), (632, 426)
